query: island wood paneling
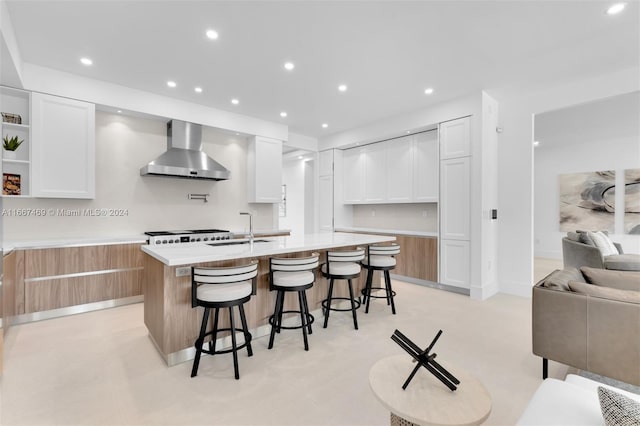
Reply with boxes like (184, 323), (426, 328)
(144, 247), (366, 356)
(21, 243), (144, 314)
(15, 250), (25, 315)
(2, 251), (17, 327)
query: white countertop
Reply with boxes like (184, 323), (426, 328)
(3, 235), (148, 252)
(335, 227), (438, 238)
(142, 232), (396, 266)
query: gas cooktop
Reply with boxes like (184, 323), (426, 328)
(145, 229), (232, 244)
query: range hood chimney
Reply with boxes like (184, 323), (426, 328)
(140, 120), (231, 180)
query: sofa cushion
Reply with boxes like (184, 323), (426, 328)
(567, 231), (582, 242)
(604, 254), (640, 272)
(598, 386), (640, 426)
(580, 232), (596, 246)
(581, 267), (640, 291)
(568, 281), (640, 304)
(587, 231), (619, 256)
(543, 268), (585, 291)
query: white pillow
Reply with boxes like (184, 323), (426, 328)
(587, 231), (619, 256)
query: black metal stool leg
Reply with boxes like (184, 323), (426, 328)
(238, 303), (252, 356)
(385, 270), (396, 314)
(229, 306), (240, 380)
(275, 291), (285, 333)
(191, 307), (210, 378)
(209, 307), (220, 352)
(347, 279), (359, 330)
(302, 291), (312, 334)
(365, 269), (373, 314)
(268, 290), (283, 349)
(298, 290), (309, 351)
(323, 278), (335, 328)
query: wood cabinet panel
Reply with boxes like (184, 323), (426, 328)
(2, 251), (17, 328)
(24, 270), (142, 313)
(394, 235), (438, 282)
(24, 243), (144, 279)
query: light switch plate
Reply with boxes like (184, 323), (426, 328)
(176, 267), (191, 277)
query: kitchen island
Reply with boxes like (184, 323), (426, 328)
(142, 232), (395, 365)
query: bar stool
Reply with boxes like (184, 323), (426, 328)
(321, 247), (365, 330)
(268, 253), (320, 351)
(190, 261), (258, 380)
(361, 243), (400, 314)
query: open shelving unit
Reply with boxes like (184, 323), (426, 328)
(1, 86), (31, 197)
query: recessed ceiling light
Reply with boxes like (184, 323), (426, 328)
(117, 110), (122, 113)
(533, 141), (540, 147)
(322, 123), (328, 128)
(80, 57), (93, 66)
(206, 29), (219, 39)
(235, 133), (240, 136)
(167, 81), (176, 88)
(606, 2), (626, 15)
(194, 87), (203, 93)
(231, 99), (239, 105)
(338, 84), (348, 92)
(406, 130), (411, 134)
(284, 62), (295, 71)
(424, 88), (434, 95)
(298, 156), (303, 160)
(280, 112), (288, 117)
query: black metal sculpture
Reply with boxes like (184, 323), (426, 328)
(391, 329), (460, 391)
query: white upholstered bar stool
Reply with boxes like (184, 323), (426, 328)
(190, 261), (258, 380)
(361, 243), (400, 314)
(321, 247), (365, 330)
(268, 253), (320, 351)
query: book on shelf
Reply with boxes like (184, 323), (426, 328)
(3, 173), (21, 195)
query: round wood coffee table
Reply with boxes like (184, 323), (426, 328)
(369, 355), (492, 426)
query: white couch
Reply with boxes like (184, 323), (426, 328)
(517, 374), (640, 425)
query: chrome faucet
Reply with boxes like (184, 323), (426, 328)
(239, 212), (253, 243)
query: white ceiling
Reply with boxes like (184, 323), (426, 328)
(4, 1), (639, 138)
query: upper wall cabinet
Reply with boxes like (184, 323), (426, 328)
(342, 131), (438, 204)
(1, 87), (32, 197)
(247, 136), (283, 203)
(440, 116), (471, 159)
(31, 93), (96, 199)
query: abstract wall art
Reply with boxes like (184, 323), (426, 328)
(559, 170), (615, 232)
(625, 168), (640, 234)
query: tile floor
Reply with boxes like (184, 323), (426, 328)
(0, 280), (566, 425)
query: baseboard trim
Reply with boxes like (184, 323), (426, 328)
(499, 281), (533, 298)
(390, 274), (470, 296)
(470, 280), (500, 300)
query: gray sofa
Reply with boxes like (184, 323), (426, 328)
(532, 266), (640, 386)
(562, 233), (640, 271)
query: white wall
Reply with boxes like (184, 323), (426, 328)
(491, 66), (640, 297)
(280, 158), (306, 237)
(534, 91), (640, 259)
(3, 111), (275, 240)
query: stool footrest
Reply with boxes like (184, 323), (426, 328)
(269, 310), (315, 330)
(321, 297), (361, 312)
(199, 327), (252, 355)
(362, 286), (397, 299)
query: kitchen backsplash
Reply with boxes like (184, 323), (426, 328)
(3, 111), (275, 240)
(352, 203), (438, 232)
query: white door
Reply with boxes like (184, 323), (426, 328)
(363, 143), (386, 203)
(342, 147), (364, 203)
(319, 175), (333, 231)
(440, 157), (470, 240)
(31, 93), (95, 199)
(386, 136), (413, 202)
(412, 131), (439, 202)
(440, 116), (471, 159)
(440, 239), (470, 289)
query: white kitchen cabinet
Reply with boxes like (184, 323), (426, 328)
(412, 130), (439, 202)
(363, 143), (386, 203)
(319, 175), (334, 231)
(440, 116), (471, 159)
(247, 136), (283, 203)
(440, 239), (470, 289)
(319, 149), (333, 176)
(386, 136), (413, 202)
(1, 86), (31, 197)
(31, 93), (95, 199)
(440, 157), (470, 240)
(343, 146), (364, 203)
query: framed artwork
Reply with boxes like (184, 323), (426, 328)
(624, 168), (640, 234)
(559, 170), (615, 232)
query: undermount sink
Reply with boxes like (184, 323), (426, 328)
(207, 239), (271, 247)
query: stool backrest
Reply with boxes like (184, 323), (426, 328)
(325, 247), (365, 275)
(368, 243), (400, 257)
(192, 261), (258, 307)
(270, 253), (320, 272)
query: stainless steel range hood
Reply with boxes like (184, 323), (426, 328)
(140, 120), (230, 180)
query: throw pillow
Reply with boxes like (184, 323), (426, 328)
(543, 268), (584, 291)
(581, 267), (640, 292)
(587, 231), (619, 256)
(598, 386), (640, 426)
(567, 231), (582, 242)
(568, 281), (640, 304)
(579, 232), (596, 246)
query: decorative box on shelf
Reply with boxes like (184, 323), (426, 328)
(3, 173), (21, 195)
(1, 112), (22, 124)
